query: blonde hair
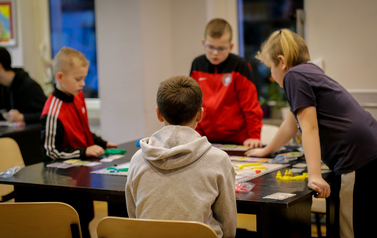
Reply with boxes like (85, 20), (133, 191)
(204, 18), (232, 42)
(52, 47), (89, 76)
(256, 29), (310, 68)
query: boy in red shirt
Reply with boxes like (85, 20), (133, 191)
(41, 47), (116, 160)
(40, 47), (117, 238)
(190, 18), (263, 147)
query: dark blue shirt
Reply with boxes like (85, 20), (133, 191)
(284, 63), (377, 174)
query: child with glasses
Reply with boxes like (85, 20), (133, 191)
(190, 18), (263, 148)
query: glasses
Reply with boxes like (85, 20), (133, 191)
(204, 44), (230, 54)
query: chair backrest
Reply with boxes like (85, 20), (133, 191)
(0, 137), (25, 171)
(261, 124), (279, 145)
(97, 217), (218, 238)
(0, 137), (25, 199)
(0, 202), (82, 238)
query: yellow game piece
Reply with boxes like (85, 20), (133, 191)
(276, 171), (282, 179)
(260, 166), (266, 169)
(288, 170), (293, 176)
(238, 163), (261, 169)
(303, 172), (308, 179)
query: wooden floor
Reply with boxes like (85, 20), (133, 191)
(89, 201), (326, 238)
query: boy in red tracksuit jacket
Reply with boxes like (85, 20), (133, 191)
(40, 47), (117, 238)
(41, 47), (117, 160)
(190, 18), (263, 147)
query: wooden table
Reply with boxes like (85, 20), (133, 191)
(0, 140), (322, 238)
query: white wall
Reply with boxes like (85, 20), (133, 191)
(139, 0), (207, 137)
(96, 0), (238, 142)
(95, 0), (146, 144)
(305, 0), (377, 89)
(7, 0), (51, 93)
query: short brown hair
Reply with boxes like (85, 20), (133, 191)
(52, 47), (89, 76)
(204, 18), (232, 42)
(256, 29), (310, 68)
(157, 75), (202, 125)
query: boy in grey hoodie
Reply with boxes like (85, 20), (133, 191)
(126, 75), (237, 238)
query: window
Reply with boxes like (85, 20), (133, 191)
(238, 0), (303, 103)
(49, 0), (98, 98)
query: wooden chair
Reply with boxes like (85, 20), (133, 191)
(0, 202), (82, 238)
(0, 137), (25, 202)
(97, 217), (218, 238)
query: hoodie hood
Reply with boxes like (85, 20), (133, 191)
(140, 125), (212, 170)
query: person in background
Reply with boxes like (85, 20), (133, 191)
(0, 46), (47, 124)
(126, 75), (237, 238)
(246, 28), (377, 237)
(190, 18), (263, 148)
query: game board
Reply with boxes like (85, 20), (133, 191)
(233, 162), (289, 183)
(91, 162), (130, 176)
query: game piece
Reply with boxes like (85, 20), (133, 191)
(103, 148), (127, 156)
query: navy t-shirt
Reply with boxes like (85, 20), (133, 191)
(284, 63), (377, 175)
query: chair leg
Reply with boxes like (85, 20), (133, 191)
(0, 191), (15, 203)
(315, 213), (322, 238)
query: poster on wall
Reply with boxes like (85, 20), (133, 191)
(0, 0), (16, 47)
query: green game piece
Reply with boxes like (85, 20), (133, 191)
(103, 148), (127, 156)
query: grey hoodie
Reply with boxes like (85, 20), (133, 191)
(126, 125), (237, 238)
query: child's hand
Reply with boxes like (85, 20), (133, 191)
(243, 138), (262, 149)
(86, 145), (105, 157)
(1, 109), (24, 122)
(106, 142), (118, 148)
(308, 177), (331, 198)
(244, 147), (269, 157)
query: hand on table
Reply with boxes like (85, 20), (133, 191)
(2, 109), (24, 122)
(308, 176), (331, 198)
(106, 142), (118, 148)
(244, 147), (269, 157)
(86, 145), (105, 157)
(243, 138), (262, 149)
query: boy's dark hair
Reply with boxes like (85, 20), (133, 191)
(0, 47), (12, 70)
(157, 75), (202, 125)
(204, 18), (233, 42)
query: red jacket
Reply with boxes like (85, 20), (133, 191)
(41, 89), (106, 160)
(190, 54), (263, 144)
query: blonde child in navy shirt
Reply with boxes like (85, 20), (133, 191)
(246, 29), (377, 237)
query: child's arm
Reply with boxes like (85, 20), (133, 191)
(296, 106), (330, 198)
(92, 133), (117, 149)
(245, 111), (298, 157)
(41, 115), (96, 159)
(212, 166), (237, 238)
